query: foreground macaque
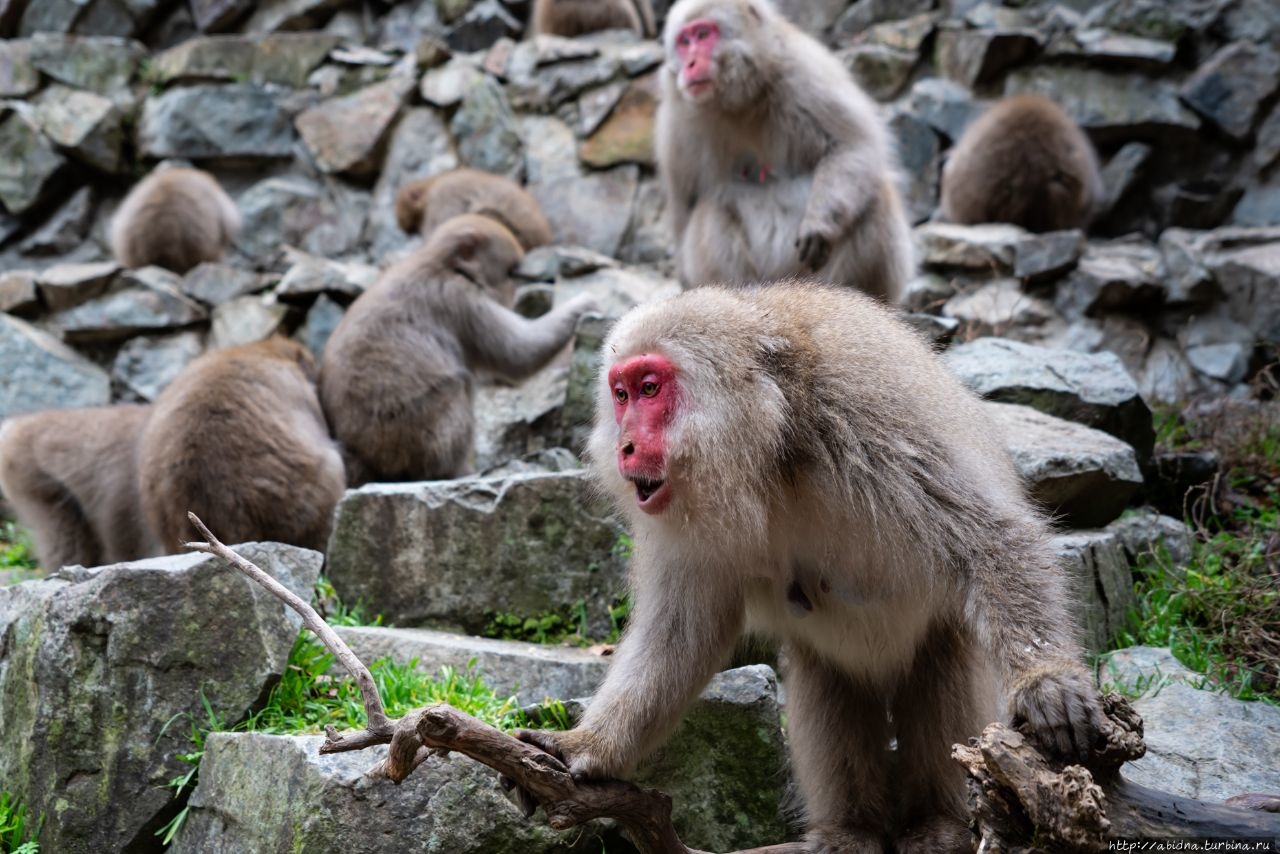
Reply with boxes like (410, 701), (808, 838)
(656, 0), (912, 301)
(520, 282), (1105, 852)
(531, 0), (655, 37)
(139, 337), (345, 553)
(110, 165), (241, 273)
(941, 95), (1103, 233)
(0, 405), (160, 569)
(395, 168), (553, 251)
(320, 215), (598, 485)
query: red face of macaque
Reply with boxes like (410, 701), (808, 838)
(674, 18), (720, 100)
(609, 354), (678, 515)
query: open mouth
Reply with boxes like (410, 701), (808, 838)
(685, 79), (713, 97)
(633, 476), (664, 501)
(626, 475), (670, 513)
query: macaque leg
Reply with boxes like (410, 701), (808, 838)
(891, 621), (993, 853)
(7, 477), (102, 570)
(785, 644), (892, 853)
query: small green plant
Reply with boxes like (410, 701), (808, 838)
(0, 790), (42, 854)
(0, 524), (37, 571)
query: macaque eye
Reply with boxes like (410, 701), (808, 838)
(695, 25), (711, 40)
(640, 381), (659, 397)
(614, 387), (628, 404)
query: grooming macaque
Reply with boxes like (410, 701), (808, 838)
(519, 282), (1105, 852)
(395, 168), (553, 251)
(656, 0), (912, 301)
(941, 95), (1103, 233)
(531, 0), (656, 37)
(320, 215), (598, 485)
(0, 405), (160, 570)
(138, 337), (345, 553)
(110, 165), (241, 273)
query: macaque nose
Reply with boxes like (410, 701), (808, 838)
(621, 441), (636, 457)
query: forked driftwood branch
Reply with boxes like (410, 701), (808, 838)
(187, 513), (1280, 854)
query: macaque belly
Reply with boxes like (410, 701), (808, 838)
(687, 176), (812, 282)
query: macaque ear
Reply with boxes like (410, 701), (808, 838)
(451, 230), (488, 282)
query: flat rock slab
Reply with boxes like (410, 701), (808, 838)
(326, 470), (628, 637)
(0, 313), (111, 419)
(984, 401), (1142, 528)
(0, 543), (321, 854)
(1103, 647), (1280, 801)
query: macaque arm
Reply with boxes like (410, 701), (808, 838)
(461, 297), (587, 382)
(801, 143), (883, 240)
(656, 105), (697, 245)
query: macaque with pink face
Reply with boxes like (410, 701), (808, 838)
(518, 282), (1107, 852)
(655, 0), (913, 301)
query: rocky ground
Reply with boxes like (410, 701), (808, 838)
(0, 0), (1278, 851)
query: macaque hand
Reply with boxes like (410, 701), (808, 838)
(1009, 662), (1108, 763)
(502, 727), (621, 817)
(562, 293), (602, 317)
(796, 229), (832, 273)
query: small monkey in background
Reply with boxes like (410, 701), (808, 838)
(0, 405), (160, 570)
(395, 168), (553, 251)
(518, 282), (1106, 852)
(531, 0), (656, 38)
(320, 215), (598, 485)
(657, 0), (912, 301)
(110, 165), (241, 273)
(138, 336), (345, 553)
(941, 95), (1104, 233)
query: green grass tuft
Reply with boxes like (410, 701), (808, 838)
(0, 790), (42, 854)
(0, 524), (38, 571)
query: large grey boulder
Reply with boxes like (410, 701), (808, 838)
(49, 266), (207, 343)
(530, 166), (640, 258)
(453, 75), (524, 181)
(137, 83), (297, 160)
(295, 73), (415, 175)
(0, 544), (322, 854)
(1005, 65), (1200, 141)
(235, 174), (370, 262)
(947, 338), (1155, 463)
(0, 111), (67, 215)
(0, 313), (111, 419)
(985, 402), (1143, 528)
(363, 107), (458, 259)
(474, 363), (571, 472)
(111, 330), (206, 401)
(1180, 41), (1280, 142)
(1051, 529), (1137, 654)
(326, 471), (628, 636)
(1204, 240), (1280, 343)
(150, 32), (341, 87)
(33, 84), (125, 173)
(1103, 647), (1280, 801)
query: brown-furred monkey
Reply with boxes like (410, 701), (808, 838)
(657, 0), (912, 301)
(395, 168), (553, 251)
(110, 165), (241, 274)
(531, 0), (656, 38)
(519, 282), (1106, 852)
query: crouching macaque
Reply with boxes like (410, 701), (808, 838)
(531, 0), (656, 37)
(320, 215), (598, 485)
(657, 0), (913, 301)
(0, 405), (160, 570)
(138, 337), (345, 553)
(395, 168), (553, 251)
(518, 282), (1106, 852)
(110, 165), (241, 273)
(941, 95), (1103, 233)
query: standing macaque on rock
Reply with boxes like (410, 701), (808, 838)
(656, 0), (913, 301)
(531, 0), (656, 38)
(320, 215), (598, 485)
(518, 281), (1106, 852)
(395, 168), (553, 251)
(0, 405), (160, 570)
(941, 95), (1103, 233)
(110, 165), (241, 273)
(138, 337), (345, 553)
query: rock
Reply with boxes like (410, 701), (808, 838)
(33, 85), (125, 173)
(1204, 241), (1280, 343)
(506, 39), (621, 113)
(209, 295), (288, 349)
(531, 167), (640, 258)
(50, 266), (208, 343)
(576, 79), (627, 138)
(180, 262), (269, 305)
(0, 271), (39, 315)
(452, 75), (525, 181)
(1157, 228), (1220, 305)
(188, 0), (253, 32)
(521, 114), (581, 185)
(28, 33), (143, 94)
(916, 222), (1026, 272)
(890, 112), (941, 223)
(943, 279), (1056, 335)
(1106, 510), (1193, 567)
(1256, 103), (1280, 170)
(0, 544), (321, 854)
(1050, 529), (1137, 653)
(235, 175), (369, 262)
(1058, 239), (1166, 316)
(1097, 142), (1152, 219)
(137, 84), (297, 160)
(297, 292), (345, 359)
(1102, 647), (1280, 801)
(111, 330), (206, 401)
(296, 74), (414, 175)
(326, 471), (628, 636)
(1136, 338), (1201, 404)
(578, 74), (657, 169)
(862, 12), (938, 53)
(1088, 0), (1217, 44)
(1180, 311), (1254, 385)
(446, 0), (522, 53)
(902, 273), (957, 312)
(150, 32), (340, 87)
(617, 177), (668, 265)
(1148, 450), (1219, 519)
(474, 364), (570, 471)
(0, 111), (67, 215)
(364, 108), (459, 260)
(1046, 27), (1177, 67)
(0, 39), (38, 97)
(1013, 229), (1086, 281)
(902, 312), (960, 348)
(335, 625), (609, 701)
(560, 313), (611, 453)
(985, 402), (1142, 528)
(775, 0), (847, 34)
(35, 260), (120, 312)
(1233, 177), (1280, 228)
(1005, 65), (1200, 142)
(834, 0), (938, 40)
(277, 252), (375, 301)
(935, 24), (1039, 87)
(614, 40), (664, 76)
(17, 0), (81, 36)
(554, 265), (681, 320)
(907, 76), (977, 141)
(19, 186), (95, 256)
(244, 0), (347, 33)
(420, 56), (483, 108)
(1180, 41), (1280, 142)
(517, 245), (617, 282)
(0, 314), (111, 419)
(840, 44), (916, 101)
(946, 337), (1154, 463)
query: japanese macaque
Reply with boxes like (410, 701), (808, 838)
(395, 168), (553, 251)
(656, 0), (912, 302)
(110, 165), (241, 274)
(531, 0), (656, 37)
(518, 281), (1106, 852)
(941, 95), (1104, 233)
(320, 215), (598, 485)
(0, 405), (160, 570)
(138, 337), (345, 553)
